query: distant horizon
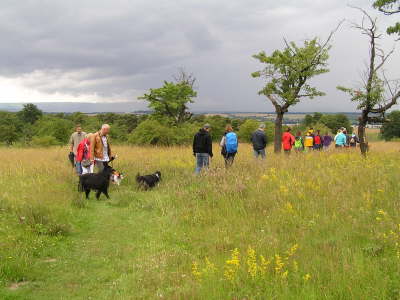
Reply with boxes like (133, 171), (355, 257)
(0, 102), (363, 114)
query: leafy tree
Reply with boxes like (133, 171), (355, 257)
(337, 8), (400, 155)
(0, 124), (19, 145)
(139, 80), (197, 125)
(319, 114), (352, 134)
(34, 116), (74, 144)
(381, 110), (400, 140)
(252, 32), (335, 153)
(373, 0), (400, 35)
(17, 103), (43, 124)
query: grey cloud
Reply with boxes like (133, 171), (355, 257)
(0, 0), (399, 112)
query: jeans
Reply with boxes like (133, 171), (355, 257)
(75, 162), (82, 175)
(195, 153), (210, 174)
(253, 149), (266, 159)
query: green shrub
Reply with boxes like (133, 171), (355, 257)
(31, 135), (60, 147)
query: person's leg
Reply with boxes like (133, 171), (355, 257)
(195, 154), (202, 174)
(75, 161), (82, 175)
(253, 150), (259, 159)
(203, 154), (210, 170)
(260, 149), (266, 159)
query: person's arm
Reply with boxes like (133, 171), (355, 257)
(263, 133), (267, 148)
(69, 134), (74, 152)
(207, 135), (213, 157)
(220, 136), (225, 147)
(89, 134), (95, 161)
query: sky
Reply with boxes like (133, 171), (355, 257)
(0, 0), (399, 112)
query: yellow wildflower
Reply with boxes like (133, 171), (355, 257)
(192, 261), (202, 279)
(303, 273), (311, 282)
(246, 246), (258, 278)
(259, 255), (270, 275)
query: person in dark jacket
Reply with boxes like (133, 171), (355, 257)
(193, 124), (213, 174)
(251, 124), (267, 159)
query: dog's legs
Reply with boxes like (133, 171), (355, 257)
(95, 190), (102, 200)
(103, 189), (110, 199)
(85, 189), (90, 199)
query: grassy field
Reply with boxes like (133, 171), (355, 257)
(0, 143), (399, 299)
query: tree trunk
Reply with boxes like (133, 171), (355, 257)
(358, 111), (368, 156)
(274, 111), (284, 153)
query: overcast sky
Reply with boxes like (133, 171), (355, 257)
(0, 0), (399, 112)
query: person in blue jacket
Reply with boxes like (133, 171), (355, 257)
(220, 125), (238, 168)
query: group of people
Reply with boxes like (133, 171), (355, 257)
(192, 123), (268, 173)
(192, 124), (361, 173)
(69, 124), (113, 176)
(282, 127), (360, 153)
(70, 123), (360, 176)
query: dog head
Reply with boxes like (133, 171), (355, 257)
(111, 170), (124, 185)
(154, 171), (161, 180)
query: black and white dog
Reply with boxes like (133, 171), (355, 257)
(79, 166), (118, 199)
(136, 171), (161, 190)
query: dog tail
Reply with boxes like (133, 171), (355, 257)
(135, 173), (141, 183)
(78, 176), (84, 192)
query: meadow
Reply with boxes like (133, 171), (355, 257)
(0, 143), (399, 299)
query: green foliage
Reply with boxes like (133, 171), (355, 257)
(252, 39), (330, 106)
(127, 119), (197, 146)
(17, 103), (43, 125)
(381, 110), (400, 140)
(302, 113), (352, 134)
(0, 112), (23, 145)
(139, 81), (197, 124)
(31, 135), (60, 147)
(33, 116), (74, 144)
(373, 0), (400, 35)
(337, 75), (385, 111)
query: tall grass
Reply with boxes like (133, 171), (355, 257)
(0, 143), (399, 299)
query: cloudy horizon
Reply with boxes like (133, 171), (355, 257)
(0, 0), (399, 113)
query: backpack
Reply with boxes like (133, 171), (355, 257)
(294, 137), (303, 148)
(225, 132), (238, 153)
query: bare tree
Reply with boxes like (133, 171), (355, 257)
(338, 7), (400, 155)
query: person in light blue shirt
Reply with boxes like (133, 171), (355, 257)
(335, 130), (347, 148)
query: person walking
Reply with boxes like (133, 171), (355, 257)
(282, 127), (295, 154)
(90, 124), (113, 173)
(220, 125), (238, 168)
(76, 133), (93, 174)
(251, 124), (267, 159)
(69, 124), (86, 175)
(349, 133), (359, 147)
(193, 124), (213, 174)
(294, 131), (304, 152)
(335, 129), (347, 148)
(304, 130), (314, 152)
(313, 130), (323, 151)
(322, 132), (333, 150)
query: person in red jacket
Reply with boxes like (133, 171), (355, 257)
(282, 127), (295, 154)
(76, 134), (93, 175)
(313, 130), (323, 151)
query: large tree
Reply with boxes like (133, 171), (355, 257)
(252, 34), (335, 153)
(17, 103), (43, 124)
(139, 70), (197, 125)
(373, 0), (400, 35)
(337, 8), (400, 155)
